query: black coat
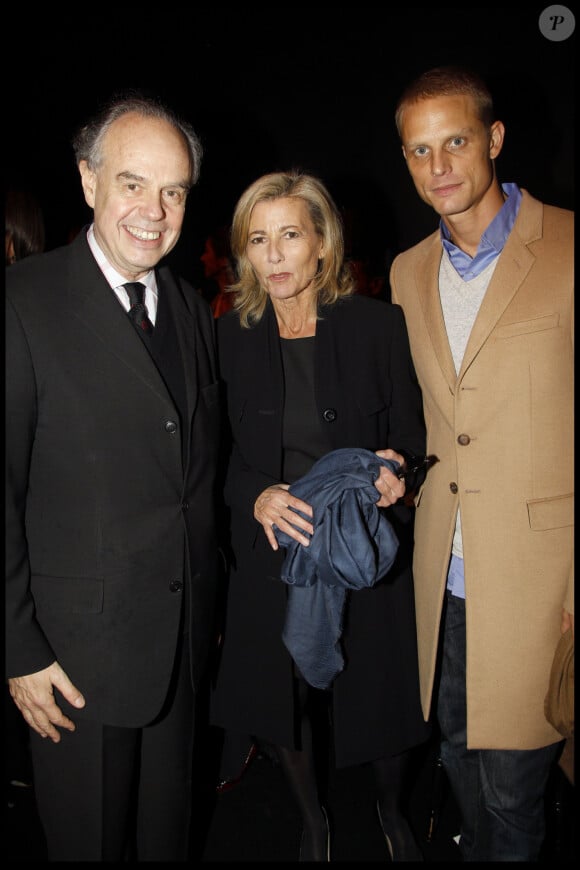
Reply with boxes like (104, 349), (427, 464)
(5, 230), (221, 727)
(210, 295), (430, 767)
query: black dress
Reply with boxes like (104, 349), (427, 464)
(210, 296), (430, 767)
(280, 336), (330, 481)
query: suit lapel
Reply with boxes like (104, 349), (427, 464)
(66, 236), (174, 406)
(245, 300), (284, 415)
(415, 193), (542, 386)
(157, 268), (199, 430)
(414, 237), (458, 390)
(237, 302), (284, 478)
(259, 304), (284, 472)
(458, 193), (540, 380)
(458, 243), (535, 379)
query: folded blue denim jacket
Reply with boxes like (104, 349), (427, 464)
(274, 447), (400, 689)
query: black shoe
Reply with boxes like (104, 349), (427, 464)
(299, 806), (330, 862)
(376, 801), (423, 862)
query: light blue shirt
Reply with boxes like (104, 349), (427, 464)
(446, 554), (466, 598)
(442, 183), (523, 597)
(441, 182), (522, 280)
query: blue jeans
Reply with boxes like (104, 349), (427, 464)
(437, 592), (560, 861)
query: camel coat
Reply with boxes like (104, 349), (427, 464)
(390, 190), (574, 749)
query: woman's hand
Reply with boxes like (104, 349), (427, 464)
(254, 484), (314, 550)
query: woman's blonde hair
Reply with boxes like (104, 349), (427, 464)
(229, 171), (355, 327)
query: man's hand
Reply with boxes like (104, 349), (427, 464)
(561, 609), (574, 637)
(8, 661), (85, 743)
(374, 449), (406, 507)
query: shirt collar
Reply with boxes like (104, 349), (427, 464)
(440, 183), (522, 280)
(86, 223), (157, 295)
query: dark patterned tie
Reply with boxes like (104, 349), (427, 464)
(124, 282), (154, 336)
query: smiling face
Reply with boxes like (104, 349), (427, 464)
(400, 94), (505, 225)
(78, 112), (192, 281)
(246, 196), (324, 305)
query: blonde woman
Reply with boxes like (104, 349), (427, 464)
(211, 171), (430, 861)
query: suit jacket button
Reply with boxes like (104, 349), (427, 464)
(165, 420), (178, 434)
(169, 579), (183, 593)
(457, 433), (471, 446)
(449, 482), (458, 494)
(322, 408), (337, 423)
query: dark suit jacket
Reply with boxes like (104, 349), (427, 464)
(211, 294), (430, 767)
(5, 230), (221, 727)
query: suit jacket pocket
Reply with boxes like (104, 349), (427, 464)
(31, 574), (104, 613)
(527, 493), (573, 530)
(495, 313), (559, 339)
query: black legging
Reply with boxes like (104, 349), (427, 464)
(274, 675), (421, 861)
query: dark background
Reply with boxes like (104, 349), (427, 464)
(3, 9), (576, 861)
(6, 7), (575, 288)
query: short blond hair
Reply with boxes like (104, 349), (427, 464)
(395, 65), (495, 138)
(229, 171), (355, 328)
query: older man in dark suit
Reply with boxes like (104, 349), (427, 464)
(5, 94), (221, 861)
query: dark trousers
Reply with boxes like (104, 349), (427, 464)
(437, 592), (560, 861)
(30, 636), (195, 862)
